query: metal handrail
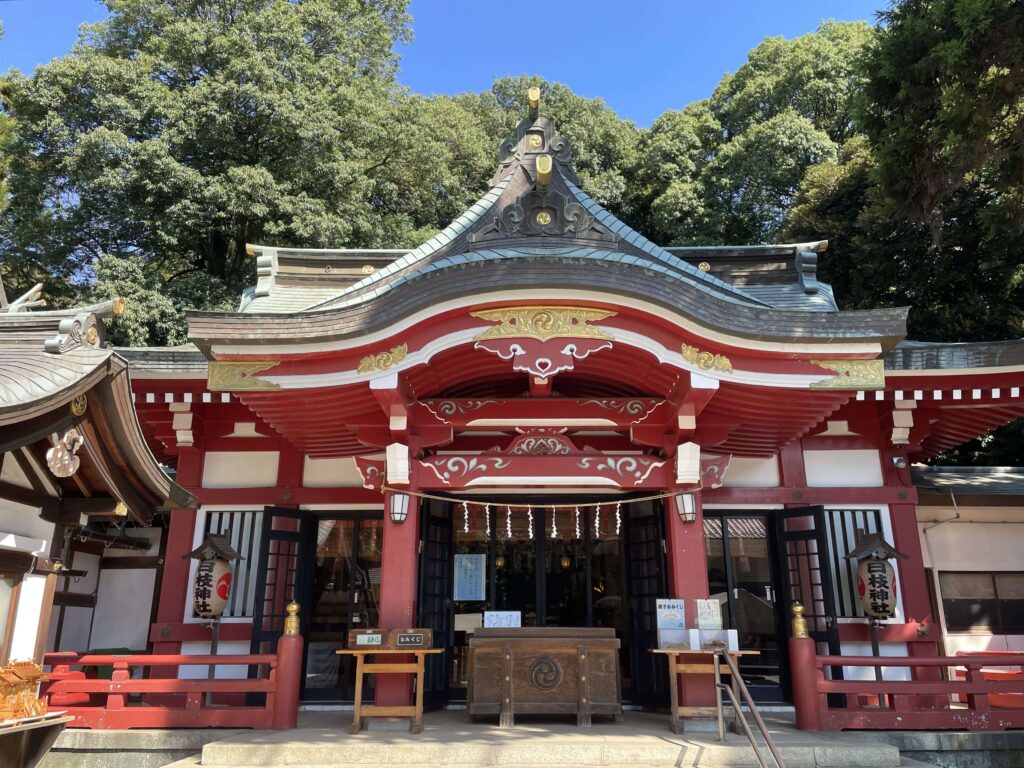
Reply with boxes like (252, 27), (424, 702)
(713, 651), (785, 768)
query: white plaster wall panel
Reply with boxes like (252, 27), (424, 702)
(0, 454), (34, 490)
(0, 501), (53, 544)
(202, 451), (279, 488)
(721, 456), (780, 487)
(55, 607), (93, 653)
(943, 634), (1009, 655)
(922, 522), (1024, 572)
(89, 568), (157, 651)
(68, 552), (101, 595)
(8, 574), (45, 660)
(804, 450), (882, 487)
(179, 640), (250, 679)
(302, 456), (363, 487)
(839, 641), (911, 681)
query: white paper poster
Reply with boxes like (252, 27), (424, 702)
(484, 611), (521, 628)
(656, 599), (686, 630)
(696, 598), (724, 630)
(453, 554), (486, 602)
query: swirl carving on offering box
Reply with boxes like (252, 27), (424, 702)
(529, 657), (563, 690)
(471, 306), (616, 380)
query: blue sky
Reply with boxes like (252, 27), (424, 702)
(0, 0), (883, 126)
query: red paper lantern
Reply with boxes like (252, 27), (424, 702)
(193, 557), (233, 618)
(856, 557), (897, 619)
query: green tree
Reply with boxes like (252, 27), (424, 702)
(1, 0), (412, 343)
(710, 21), (874, 144)
(629, 21), (873, 245)
(860, 0), (1024, 240)
(0, 22), (12, 215)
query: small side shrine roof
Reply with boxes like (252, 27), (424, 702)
(0, 281), (193, 522)
(886, 339), (1024, 371)
(913, 466), (1024, 497)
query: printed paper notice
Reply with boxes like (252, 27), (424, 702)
(484, 611), (521, 628)
(656, 599), (686, 630)
(453, 554), (486, 602)
(696, 598), (724, 630)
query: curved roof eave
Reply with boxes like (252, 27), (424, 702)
(188, 255), (908, 353)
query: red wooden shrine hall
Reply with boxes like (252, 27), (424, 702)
(77, 92), (1024, 727)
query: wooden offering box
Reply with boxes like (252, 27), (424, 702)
(467, 627), (622, 727)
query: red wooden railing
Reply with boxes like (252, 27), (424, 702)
(789, 616), (1024, 731)
(41, 616), (303, 729)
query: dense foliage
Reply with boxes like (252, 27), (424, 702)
(0, 0), (1021, 462)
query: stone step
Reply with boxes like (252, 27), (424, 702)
(199, 735), (902, 767)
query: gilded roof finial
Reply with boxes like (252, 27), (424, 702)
(536, 154), (552, 190)
(528, 86), (540, 120)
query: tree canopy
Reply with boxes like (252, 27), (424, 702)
(0, 3), (1021, 464)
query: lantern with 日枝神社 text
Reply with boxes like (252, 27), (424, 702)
(193, 557), (233, 618)
(185, 533), (242, 619)
(856, 557), (897, 619)
(846, 533), (908, 621)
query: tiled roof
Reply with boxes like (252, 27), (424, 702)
(0, 346), (111, 424)
(886, 339), (1024, 370)
(913, 466), (1024, 496)
(115, 345), (209, 376)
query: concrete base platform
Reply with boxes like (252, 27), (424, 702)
(198, 710), (904, 767)
(40, 728), (244, 768)
(39, 710), (1024, 768)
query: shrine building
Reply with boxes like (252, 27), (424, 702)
(16, 93), (1024, 718)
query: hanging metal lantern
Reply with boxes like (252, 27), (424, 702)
(193, 557), (233, 619)
(856, 556), (897, 619)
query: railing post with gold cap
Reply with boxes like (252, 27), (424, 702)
(789, 601), (821, 731)
(272, 600), (303, 729)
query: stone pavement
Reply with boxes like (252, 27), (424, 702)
(159, 709), (923, 767)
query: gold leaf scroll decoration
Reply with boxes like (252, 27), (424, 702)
(357, 343), (408, 374)
(472, 306), (616, 342)
(810, 359), (885, 390)
(681, 344), (733, 373)
(208, 361), (281, 392)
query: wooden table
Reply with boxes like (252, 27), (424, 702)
(336, 649), (443, 734)
(650, 649), (760, 734)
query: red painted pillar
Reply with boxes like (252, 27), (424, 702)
(881, 452), (940, 704)
(151, 446), (202, 667)
(375, 490), (420, 706)
(664, 489), (715, 708)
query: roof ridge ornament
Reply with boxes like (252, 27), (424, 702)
(3, 282), (46, 313)
(494, 88), (577, 186)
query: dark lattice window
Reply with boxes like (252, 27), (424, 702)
(940, 572), (1024, 634)
(824, 508), (884, 619)
(202, 510), (263, 618)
